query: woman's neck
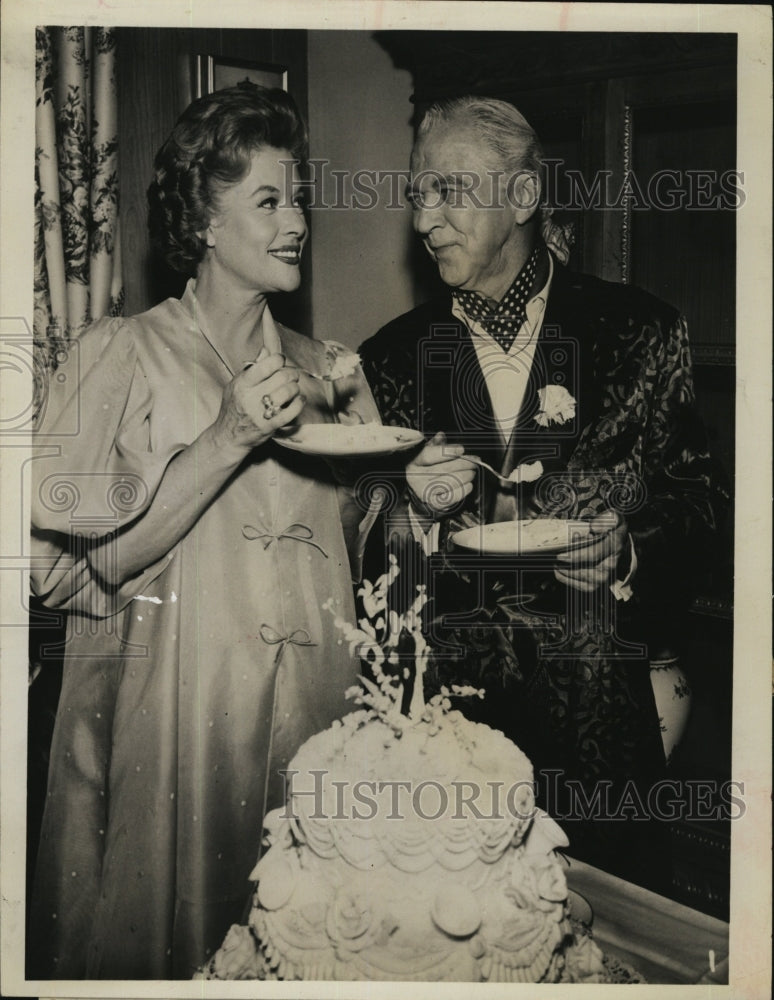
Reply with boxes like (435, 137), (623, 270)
(193, 266), (270, 368)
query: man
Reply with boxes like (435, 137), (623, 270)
(359, 97), (727, 890)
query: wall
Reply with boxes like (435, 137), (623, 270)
(306, 31), (417, 349)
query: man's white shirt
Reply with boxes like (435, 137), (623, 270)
(455, 252), (553, 445)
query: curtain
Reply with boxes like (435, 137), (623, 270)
(34, 26), (123, 405)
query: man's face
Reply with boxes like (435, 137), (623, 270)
(409, 125), (528, 301)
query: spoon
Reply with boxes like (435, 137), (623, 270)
(241, 361), (350, 381)
(298, 368), (337, 382)
(463, 455), (544, 488)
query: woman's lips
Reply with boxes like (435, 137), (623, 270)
(269, 247), (302, 264)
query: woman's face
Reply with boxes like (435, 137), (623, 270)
(203, 146), (308, 294)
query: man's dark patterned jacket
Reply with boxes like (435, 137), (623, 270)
(358, 252), (729, 883)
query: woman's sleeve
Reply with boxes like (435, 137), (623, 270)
(319, 340), (385, 582)
(30, 318), (188, 617)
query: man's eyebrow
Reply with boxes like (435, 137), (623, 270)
(407, 173), (465, 192)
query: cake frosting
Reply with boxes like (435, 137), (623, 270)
(201, 703), (606, 983)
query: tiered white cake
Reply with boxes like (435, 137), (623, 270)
(201, 558), (606, 982)
(203, 702), (605, 982)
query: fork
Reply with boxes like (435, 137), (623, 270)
(463, 455), (543, 488)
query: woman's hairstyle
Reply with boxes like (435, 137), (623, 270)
(148, 84), (308, 274)
(416, 95), (544, 178)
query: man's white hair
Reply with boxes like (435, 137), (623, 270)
(416, 96), (544, 176)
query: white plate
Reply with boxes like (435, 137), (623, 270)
(451, 519), (593, 555)
(275, 423), (424, 458)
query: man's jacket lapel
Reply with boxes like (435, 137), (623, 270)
(498, 261), (596, 481)
(418, 302), (504, 468)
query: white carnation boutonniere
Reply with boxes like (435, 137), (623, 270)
(534, 385), (576, 427)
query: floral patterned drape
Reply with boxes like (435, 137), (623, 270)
(34, 27), (123, 372)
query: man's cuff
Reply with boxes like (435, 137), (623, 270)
(407, 503), (441, 556)
(610, 533), (637, 602)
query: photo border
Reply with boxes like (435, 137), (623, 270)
(1, 3), (770, 998)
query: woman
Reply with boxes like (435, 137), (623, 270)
(28, 85), (378, 979)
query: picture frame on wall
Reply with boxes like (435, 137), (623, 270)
(194, 54), (288, 97)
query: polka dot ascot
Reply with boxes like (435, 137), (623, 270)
(453, 245), (541, 352)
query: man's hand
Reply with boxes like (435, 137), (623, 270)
(553, 509), (630, 592)
(406, 431), (476, 520)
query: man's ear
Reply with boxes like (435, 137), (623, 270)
(508, 171), (542, 226)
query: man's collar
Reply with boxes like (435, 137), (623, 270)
(452, 243), (545, 311)
(451, 245), (553, 347)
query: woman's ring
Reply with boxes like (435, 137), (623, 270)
(262, 394), (278, 420)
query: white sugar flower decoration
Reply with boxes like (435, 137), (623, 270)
(329, 559), (485, 729)
(534, 385), (576, 427)
(357, 553), (399, 619)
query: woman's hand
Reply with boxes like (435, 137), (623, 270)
(87, 351), (305, 587)
(553, 509), (630, 592)
(406, 431), (477, 520)
(213, 348), (306, 456)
